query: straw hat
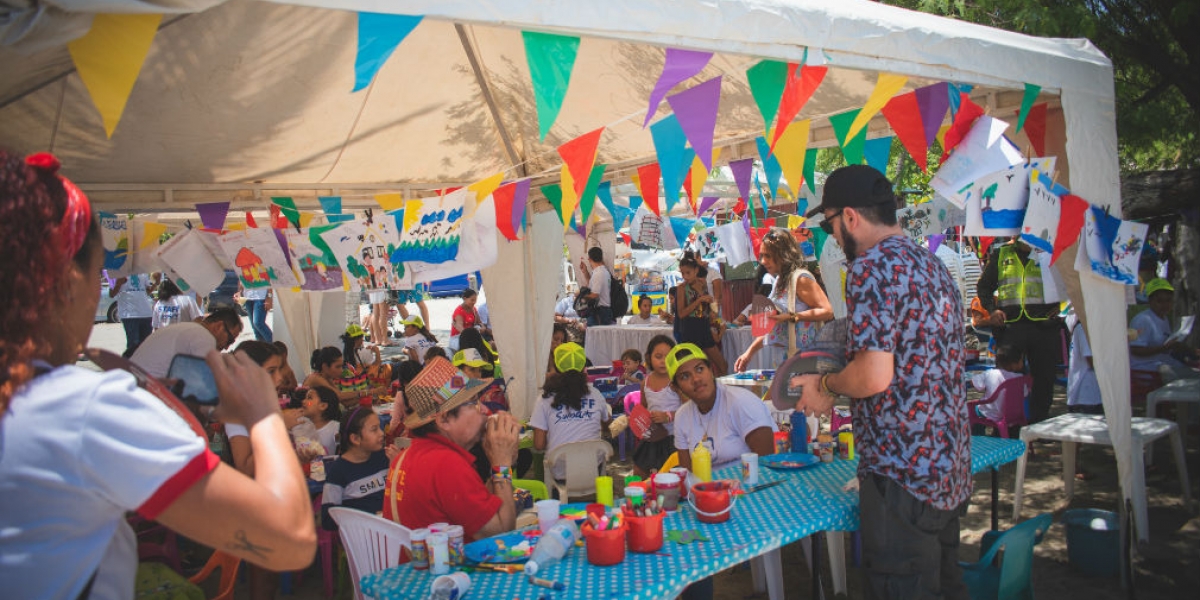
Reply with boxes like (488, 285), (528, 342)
(403, 357), (493, 429)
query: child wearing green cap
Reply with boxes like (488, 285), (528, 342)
(530, 343), (612, 480)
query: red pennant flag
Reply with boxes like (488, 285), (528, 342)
(245, 211), (258, 228)
(621, 232), (632, 246)
(636, 163), (662, 217)
(979, 236), (995, 257)
(881, 91), (929, 172)
(492, 182), (520, 241)
(750, 227), (772, 258)
(557, 126), (605, 200)
(732, 197), (747, 215)
(1052, 193), (1089, 265)
(940, 93), (985, 163)
(1023, 103), (1048, 157)
(771, 65), (827, 151)
(269, 205), (289, 229)
(682, 169), (696, 213)
(762, 218), (776, 229)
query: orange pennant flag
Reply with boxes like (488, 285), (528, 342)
(881, 91), (929, 172)
(636, 163), (662, 217)
(770, 65), (826, 151)
(557, 127), (605, 200)
(68, 14), (163, 138)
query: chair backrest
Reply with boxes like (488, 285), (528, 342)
(995, 375), (1033, 426)
(1130, 369), (1163, 407)
(187, 550), (241, 600)
(623, 390), (642, 415)
(544, 439), (613, 500)
(980, 513), (1053, 599)
(513, 478), (549, 501)
(328, 507), (412, 600)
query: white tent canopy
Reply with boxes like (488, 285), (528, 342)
(1, 0), (1138, 537)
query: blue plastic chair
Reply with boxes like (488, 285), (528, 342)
(960, 513), (1053, 600)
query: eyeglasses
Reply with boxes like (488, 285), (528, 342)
(819, 209), (845, 235)
(216, 322), (238, 349)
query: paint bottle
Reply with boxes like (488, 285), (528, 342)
(790, 411), (808, 455)
(691, 439), (712, 483)
(429, 532), (450, 575)
(410, 528), (430, 570)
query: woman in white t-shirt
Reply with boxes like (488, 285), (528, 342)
(530, 343), (611, 480)
(0, 151), (314, 599)
(624, 295), (661, 326)
(152, 278), (202, 330)
(667, 344), (777, 470)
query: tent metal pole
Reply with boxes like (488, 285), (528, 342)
(455, 23), (526, 178)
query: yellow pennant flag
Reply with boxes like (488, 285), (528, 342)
(298, 212), (316, 228)
(774, 119), (810, 197)
(403, 199), (423, 232)
(846, 73), (908, 141)
(226, 222), (247, 232)
(787, 215), (805, 229)
(559, 165), (581, 231)
(68, 14), (163, 138)
(688, 148), (719, 205)
(374, 193), (405, 212)
(466, 172), (504, 217)
(935, 124), (951, 150)
(138, 221), (168, 249)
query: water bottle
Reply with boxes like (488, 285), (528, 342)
(525, 518), (580, 576)
(790, 411), (808, 454)
(691, 439), (712, 483)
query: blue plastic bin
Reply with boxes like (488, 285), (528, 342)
(1063, 508), (1121, 577)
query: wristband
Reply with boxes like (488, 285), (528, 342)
(491, 465), (512, 479)
(820, 373), (834, 396)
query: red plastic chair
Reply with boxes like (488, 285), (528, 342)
(1130, 369), (1163, 413)
(617, 390), (643, 460)
(188, 550), (241, 600)
(967, 375), (1032, 439)
(128, 514), (182, 574)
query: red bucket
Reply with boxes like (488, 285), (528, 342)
(582, 521), (626, 566)
(688, 480), (737, 524)
(623, 509), (665, 553)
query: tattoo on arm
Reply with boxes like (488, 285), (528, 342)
(227, 530), (273, 562)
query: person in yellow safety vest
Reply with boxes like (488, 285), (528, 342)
(976, 237), (1063, 424)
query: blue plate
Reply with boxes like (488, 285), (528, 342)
(761, 453), (821, 470)
(463, 530), (540, 564)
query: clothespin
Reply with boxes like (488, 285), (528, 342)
(184, 219), (193, 230)
(364, 208), (374, 225)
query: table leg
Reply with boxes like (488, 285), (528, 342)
(1170, 425), (1192, 508)
(991, 468), (999, 531)
(1062, 441), (1078, 500)
(1131, 440), (1150, 544)
(750, 555), (766, 593)
(1178, 403), (1191, 455)
(812, 533), (822, 600)
(825, 531), (847, 596)
(1012, 436), (1031, 522)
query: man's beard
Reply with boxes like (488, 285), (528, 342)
(838, 219), (860, 259)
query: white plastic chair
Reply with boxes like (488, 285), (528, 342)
(543, 439), (613, 503)
(328, 507), (412, 600)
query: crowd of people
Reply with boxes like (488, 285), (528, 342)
(3, 149), (1196, 600)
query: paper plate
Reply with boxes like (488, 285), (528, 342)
(768, 351), (844, 411)
(761, 453), (822, 470)
(463, 530), (540, 564)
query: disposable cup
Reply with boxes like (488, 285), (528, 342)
(430, 572), (471, 599)
(652, 472), (681, 511)
(740, 452), (760, 487)
(595, 475), (614, 506)
(535, 499), (560, 534)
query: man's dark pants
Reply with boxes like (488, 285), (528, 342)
(860, 473), (968, 600)
(992, 318), (1061, 423)
(588, 306), (615, 327)
(121, 317), (153, 358)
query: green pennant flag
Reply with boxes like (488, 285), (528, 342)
(746, 60), (789, 137)
(1016, 82), (1041, 133)
(541, 183), (568, 227)
(523, 31), (581, 141)
(578, 164), (607, 224)
(271, 196), (301, 226)
(804, 148), (819, 194)
(828, 109), (867, 166)
(810, 228), (828, 260)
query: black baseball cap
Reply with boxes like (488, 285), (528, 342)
(804, 164), (896, 218)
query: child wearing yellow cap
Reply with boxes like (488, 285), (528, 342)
(530, 343), (612, 480)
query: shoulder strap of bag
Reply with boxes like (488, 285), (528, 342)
(386, 444), (411, 520)
(786, 269), (805, 356)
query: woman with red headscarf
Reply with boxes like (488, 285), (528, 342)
(0, 152), (315, 598)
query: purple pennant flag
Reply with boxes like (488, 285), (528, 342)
(741, 210), (751, 239)
(195, 201), (230, 231)
(729, 158), (755, 203)
(697, 196), (719, 216)
(928, 233), (945, 254)
(511, 178), (531, 236)
(915, 82), (949, 146)
(667, 76), (722, 170)
(643, 48), (713, 127)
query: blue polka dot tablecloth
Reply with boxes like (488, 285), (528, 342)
(360, 436), (1023, 600)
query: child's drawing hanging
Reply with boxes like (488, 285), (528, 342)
(963, 157), (1055, 237)
(391, 193), (464, 265)
(318, 220), (370, 292)
(98, 212), (131, 276)
(411, 189), (498, 283)
(218, 227), (302, 290)
(285, 226), (346, 292)
(1075, 205), (1147, 285)
(1019, 169), (1070, 254)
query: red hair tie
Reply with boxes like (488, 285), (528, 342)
(26, 152), (91, 259)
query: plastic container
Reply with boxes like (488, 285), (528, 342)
(689, 480), (737, 524)
(624, 508), (665, 553)
(790, 412), (808, 455)
(525, 518), (581, 576)
(691, 441), (712, 483)
(582, 520), (626, 566)
(651, 472), (682, 511)
(409, 528), (430, 570)
(1064, 509), (1121, 577)
(429, 572), (471, 600)
(429, 532), (450, 575)
(445, 525), (464, 566)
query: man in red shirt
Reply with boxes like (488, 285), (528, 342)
(382, 357), (521, 540)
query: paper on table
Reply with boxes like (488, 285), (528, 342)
(1166, 316), (1194, 344)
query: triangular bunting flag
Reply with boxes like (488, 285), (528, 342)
(629, 195), (643, 215)
(468, 173), (505, 206)
(636, 163), (662, 217)
(578, 164), (607, 223)
(611, 204), (634, 230)
(667, 76), (722, 170)
(271, 196), (301, 227)
(941, 93), (985, 162)
(756, 137), (783, 199)
(863, 137), (893, 174)
(493, 182), (519, 241)
(195, 202), (230, 231)
(68, 13), (162, 138)
(558, 126), (605, 200)
(318, 196), (344, 218)
(774, 119), (809, 196)
(668, 216), (696, 249)
(746, 60), (789, 138)
(829, 110), (867, 166)
(729, 158), (755, 209)
(732, 197), (747, 216)
(947, 83), (975, 118)
(688, 150), (719, 206)
(771, 65), (826, 150)
(1024, 103), (1048, 157)
(928, 233), (945, 254)
(597, 180), (616, 218)
(881, 91), (928, 172)
(523, 31), (581, 141)
(683, 171), (696, 213)
(557, 166), (581, 231)
(353, 13), (422, 92)
(804, 148), (818, 194)
(915, 82), (950, 147)
(1016, 83), (1042, 133)
(644, 48), (713, 127)
(1051, 193), (1088, 265)
(697, 197), (719, 217)
(650, 115), (692, 213)
(245, 211), (258, 228)
(298, 212), (315, 228)
(846, 73), (907, 140)
(369, 193), (403, 212)
(139, 222), (169, 250)
(269, 205), (286, 229)
(541, 183), (568, 228)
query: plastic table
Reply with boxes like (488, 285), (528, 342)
(583, 325), (673, 365)
(1011, 413), (1190, 543)
(1146, 378), (1198, 462)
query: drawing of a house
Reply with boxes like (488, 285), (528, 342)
(235, 247), (269, 284)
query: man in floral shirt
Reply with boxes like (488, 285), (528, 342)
(794, 165), (970, 599)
